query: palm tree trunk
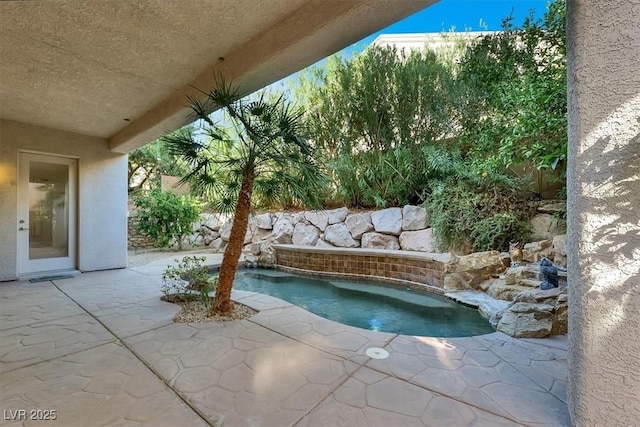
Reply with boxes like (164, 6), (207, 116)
(211, 173), (254, 314)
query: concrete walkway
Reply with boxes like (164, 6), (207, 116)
(0, 255), (570, 426)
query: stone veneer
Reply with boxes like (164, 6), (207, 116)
(273, 244), (450, 294)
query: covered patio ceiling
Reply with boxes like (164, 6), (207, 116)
(0, 0), (433, 153)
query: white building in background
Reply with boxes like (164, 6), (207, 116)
(371, 32), (494, 54)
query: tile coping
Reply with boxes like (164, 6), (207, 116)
(272, 244), (452, 263)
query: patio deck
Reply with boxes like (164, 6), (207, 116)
(0, 254), (570, 426)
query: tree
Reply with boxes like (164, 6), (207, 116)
(128, 127), (193, 193)
(456, 0), (567, 177)
(295, 45), (459, 207)
(133, 189), (201, 250)
(164, 81), (326, 314)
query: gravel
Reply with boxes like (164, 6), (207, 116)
(167, 297), (258, 323)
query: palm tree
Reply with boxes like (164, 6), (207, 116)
(164, 80), (326, 314)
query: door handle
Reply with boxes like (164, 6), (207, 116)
(19, 227), (29, 231)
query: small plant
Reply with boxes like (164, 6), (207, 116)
(133, 189), (201, 250)
(161, 256), (214, 305)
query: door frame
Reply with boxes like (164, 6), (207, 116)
(17, 151), (78, 277)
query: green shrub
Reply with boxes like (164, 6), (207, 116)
(133, 189), (201, 249)
(161, 256), (214, 307)
(426, 180), (533, 253)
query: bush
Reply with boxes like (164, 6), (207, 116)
(161, 256), (215, 307)
(133, 189), (201, 250)
(426, 180), (533, 253)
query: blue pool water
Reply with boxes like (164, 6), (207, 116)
(225, 269), (493, 337)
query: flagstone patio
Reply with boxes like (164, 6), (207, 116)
(0, 254), (570, 426)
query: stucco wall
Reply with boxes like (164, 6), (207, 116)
(0, 119), (127, 281)
(567, 0), (640, 425)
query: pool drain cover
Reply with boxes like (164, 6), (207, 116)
(365, 347), (389, 359)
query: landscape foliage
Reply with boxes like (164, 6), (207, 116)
(292, 0), (565, 251)
(133, 188), (201, 250)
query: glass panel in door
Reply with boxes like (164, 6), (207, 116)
(28, 161), (70, 260)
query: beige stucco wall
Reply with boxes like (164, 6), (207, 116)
(567, 0), (640, 424)
(0, 119), (127, 281)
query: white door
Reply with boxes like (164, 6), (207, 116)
(17, 153), (77, 276)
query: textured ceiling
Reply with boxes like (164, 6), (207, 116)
(0, 0), (433, 151)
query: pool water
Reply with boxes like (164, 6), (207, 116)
(225, 269), (493, 337)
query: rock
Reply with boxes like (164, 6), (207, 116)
(524, 240), (552, 252)
(402, 205), (428, 230)
(209, 238), (225, 252)
(522, 239), (554, 263)
(220, 221), (232, 241)
(552, 234), (567, 267)
(553, 234), (567, 256)
(201, 213), (222, 231)
(446, 251), (507, 290)
(326, 207), (349, 225)
(530, 213), (565, 241)
(537, 201), (566, 214)
(271, 215), (294, 244)
(345, 213), (373, 239)
(250, 228), (272, 244)
(496, 302), (554, 338)
(304, 211), (329, 231)
(254, 213), (273, 230)
(443, 274), (467, 292)
(219, 221), (252, 244)
(292, 223), (321, 246)
(514, 286), (566, 304)
(500, 252), (511, 269)
(244, 242), (262, 256)
(371, 208), (403, 235)
(315, 239), (335, 248)
(361, 232), (400, 250)
(292, 212), (306, 224)
(552, 297), (568, 335)
(486, 280), (532, 301)
(324, 223), (359, 248)
(399, 229), (434, 252)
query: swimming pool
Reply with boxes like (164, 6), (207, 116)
(224, 269), (493, 337)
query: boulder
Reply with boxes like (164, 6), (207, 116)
(315, 239), (335, 248)
(219, 221), (251, 244)
(530, 213), (565, 241)
(304, 211), (329, 231)
(371, 207), (403, 235)
(552, 294), (568, 335)
(251, 228), (272, 244)
(552, 234), (567, 267)
(443, 274), (467, 292)
(445, 251), (507, 290)
(326, 207), (349, 225)
(514, 286), (566, 304)
(254, 213), (273, 230)
(537, 201), (566, 214)
(522, 239), (553, 263)
(271, 215), (294, 244)
(209, 238), (225, 252)
(292, 223), (321, 246)
(345, 213), (373, 239)
(496, 302), (554, 338)
(402, 205), (429, 230)
(292, 212), (306, 224)
(324, 223), (359, 248)
(553, 234), (567, 256)
(399, 229), (434, 252)
(201, 213), (222, 231)
(361, 232), (400, 250)
(486, 280), (533, 301)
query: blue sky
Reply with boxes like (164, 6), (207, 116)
(273, 0), (549, 92)
(347, 0), (548, 53)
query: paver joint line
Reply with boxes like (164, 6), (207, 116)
(49, 281), (216, 427)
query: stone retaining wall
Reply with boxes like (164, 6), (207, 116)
(273, 244), (450, 293)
